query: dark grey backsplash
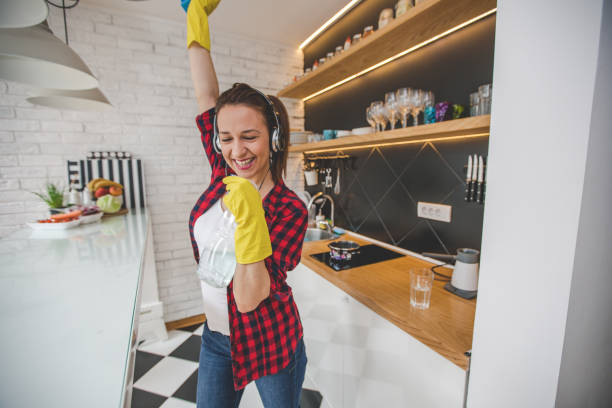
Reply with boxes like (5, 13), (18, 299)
(305, 136), (488, 255)
(302, 5), (495, 255)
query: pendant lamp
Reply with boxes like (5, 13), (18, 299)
(0, 0), (49, 29)
(0, 21), (98, 90)
(27, 88), (113, 111)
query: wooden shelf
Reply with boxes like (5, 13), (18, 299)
(278, 0), (496, 100)
(289, 115), (490, 153)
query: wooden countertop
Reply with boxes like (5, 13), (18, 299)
(300, 234), (476, 370)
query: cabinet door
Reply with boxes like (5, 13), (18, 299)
(289, 264), (466, 408)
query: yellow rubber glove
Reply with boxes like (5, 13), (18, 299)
(222, 176), (273, 264)
(186, 0), (221, 50)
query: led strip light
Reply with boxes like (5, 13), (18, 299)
(302, 132), (490, 154)
(299, 0), (363, 50)
(302, 8), (497, 102)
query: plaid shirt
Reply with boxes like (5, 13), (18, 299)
(189, 108), (307, 390)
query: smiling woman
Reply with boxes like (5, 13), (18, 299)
(184, 1), (308, 407)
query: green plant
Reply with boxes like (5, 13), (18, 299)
(31, 183), (64, 208)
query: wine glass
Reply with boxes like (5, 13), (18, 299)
(384, 91), (399, 130)
(410, 89), (424, 126)
(366, 106), (377, 129)
(371, 101), (387, 131)
(396, 87), (412, 128)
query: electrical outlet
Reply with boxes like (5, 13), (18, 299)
(417, 202), (452, 223)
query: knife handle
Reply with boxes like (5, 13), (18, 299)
(476, 182), (483, 204)
(465, 180), (471, 201)
(468, 180), (475, 202)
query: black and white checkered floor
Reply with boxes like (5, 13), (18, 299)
(132, 323), (323, 408)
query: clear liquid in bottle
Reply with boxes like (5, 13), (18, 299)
(196, 209), (237, 288)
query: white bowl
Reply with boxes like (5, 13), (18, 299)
(80, 211), (104, 224)
(336, 130), (352, 137)
(351, 126), (375, 135)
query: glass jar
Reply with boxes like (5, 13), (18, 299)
(378, 8), (394, 29)
(326, 51), (334, 61)
(395, 0), (413, 17)
(352, 33), (362, 45)
(363, 25), (374, 39)
(335, 45), (343, 56)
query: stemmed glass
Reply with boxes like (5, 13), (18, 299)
(370, 101), (387, 132)
(410, 89), (424, 126)
(366, 106), (377, 130)
(384, 91), (399, 130)
(396, 87), (412, 128)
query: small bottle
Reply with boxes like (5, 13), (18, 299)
(68, 182), (82, 206)
(197, 209), (237, 288)
(312, 60), (319, 71)
(363, 25), (374, 39)
(352, 33), (362, 45)
(344, 36), (351, 51)
(335, 45), (343, 56)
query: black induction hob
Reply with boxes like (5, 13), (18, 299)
(310, 244), (405, 271)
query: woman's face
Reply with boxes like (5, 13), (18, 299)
(217, 104), (270, 184)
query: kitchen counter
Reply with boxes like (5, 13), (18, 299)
(0, 211), (149, 408)
(300, 232), (476, 370)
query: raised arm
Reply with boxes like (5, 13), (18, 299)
(185, 0), (221, 113)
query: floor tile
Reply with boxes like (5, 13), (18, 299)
(134, 356), (198, 397)
(169, 334), (201, 362)
(240, 382), (264, 407)
(172, 370), (198, 403)
(134, 350), (165, 383)
(160, 397), (196, 408)
(131, 387), (167, 408)
(138, 330), (192, 356)
(301, 388), (323, 408)
(177, 323), (203, 333)
(193, 324), (204, 336)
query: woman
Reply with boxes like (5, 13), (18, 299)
(184, 1), (308, 407)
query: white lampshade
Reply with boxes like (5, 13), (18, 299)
(0, 22), (98, 90)
(27, 88), (113, 111)
(0, 0), (48, 28)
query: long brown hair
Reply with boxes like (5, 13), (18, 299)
(215, 83), (290, 184)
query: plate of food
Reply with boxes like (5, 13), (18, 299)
(27, 210), (82, 230)
(79, 206), (104, 224)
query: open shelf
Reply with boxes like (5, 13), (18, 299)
(278, 0), (496, 100)
(289, 115), (490, 153)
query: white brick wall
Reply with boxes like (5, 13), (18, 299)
(0, 4), (304, 322)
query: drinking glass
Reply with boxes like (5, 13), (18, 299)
(423, 91), (435, 124)
(371, 101), (387, 131)
(366, 106), (377, 129)
(384, 91), (399, 130)
(410, 268), (433, 309)
(478, 84), (492, 115)
(410, 89), (424, 126)
(470, 92), (480, 116)
(396, 87), (412, 128)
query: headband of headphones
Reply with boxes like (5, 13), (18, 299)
(213, 87), (283, 154)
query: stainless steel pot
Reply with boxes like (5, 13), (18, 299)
(328, 240), (360, 261)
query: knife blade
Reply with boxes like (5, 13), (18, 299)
(469, 154), (478, 201)
(465, 155), (472, 201)
(476, 155), (484, 203)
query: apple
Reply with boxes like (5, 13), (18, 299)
(95, 187), (109, 198)
(109, 186), (123, 196)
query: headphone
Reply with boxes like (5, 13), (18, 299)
(212, 88), (283, 155)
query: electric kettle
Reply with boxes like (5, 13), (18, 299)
(422, 248), (480, 299)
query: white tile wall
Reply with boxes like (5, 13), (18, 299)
(0, 4), (305, 322)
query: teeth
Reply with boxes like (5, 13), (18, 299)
(235, 158), (254, 166)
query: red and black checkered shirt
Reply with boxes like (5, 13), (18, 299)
(189, 108), (308, 390)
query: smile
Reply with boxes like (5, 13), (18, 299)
(233, 157), (255, 170)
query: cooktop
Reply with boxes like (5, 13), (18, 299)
(310, 244), (405, 271)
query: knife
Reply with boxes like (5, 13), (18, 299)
(468, 154), (478, 201)
(465, 155), (472, 201)
(476, 155), (484, 203)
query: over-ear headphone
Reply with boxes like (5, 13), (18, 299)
(212, 87), (283, 154)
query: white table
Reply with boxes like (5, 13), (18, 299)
(0, 211), (149, 408)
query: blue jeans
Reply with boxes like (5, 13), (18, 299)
(196, 322), (307, 408)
